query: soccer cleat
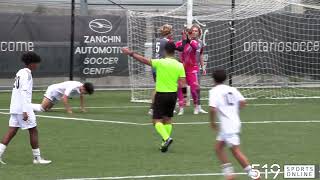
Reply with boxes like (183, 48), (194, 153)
(159, 139), (165, 150)
(33, 158), (52, 165)
(193, 107), (199, 115)
(160, 137), (173, 153)
(198, 107), (208, 114)
(0, 158), (6, 165)
(222, 163), (235, 180)
(177, 108), (184, 116)
(148, 109), (153, 115)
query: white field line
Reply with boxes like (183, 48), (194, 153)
(249, 103), (291, 106)
(0, 106), (150, 111)
(0, 103), (290, 111)
(0, 112), (140, 125)
(0, 111), (320, 126)
(57, 171), (284, 180)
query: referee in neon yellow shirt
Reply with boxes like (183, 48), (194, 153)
(122, 42), (186, 152)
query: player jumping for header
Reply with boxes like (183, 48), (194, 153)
(0, 52), (51, 165)
(176, 24), (207, 115)
(209, 69), (260, 180)
(32, 81), (94, 114)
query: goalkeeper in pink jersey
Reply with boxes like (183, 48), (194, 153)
(176, 24), (207, 115)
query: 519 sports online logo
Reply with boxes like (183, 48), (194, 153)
(251, 164), (319, 179)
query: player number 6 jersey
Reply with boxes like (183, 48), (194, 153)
(209, 84), (245, 134)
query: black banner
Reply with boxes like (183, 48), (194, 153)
(0, 12), (128, 78)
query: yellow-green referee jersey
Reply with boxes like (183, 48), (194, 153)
(151, 57), (186, 92)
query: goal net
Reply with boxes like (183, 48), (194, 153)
(128, 0), (320, 102)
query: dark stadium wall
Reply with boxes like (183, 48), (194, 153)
(0, 10), (319, 80)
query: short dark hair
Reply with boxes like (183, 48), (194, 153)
(212, 69), (227, 83)
(21, 52), (41, 65)
(83, 82), (94, 95)
(164, 42), (176, 55)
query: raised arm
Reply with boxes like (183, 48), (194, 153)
(121, 47), (151, 66)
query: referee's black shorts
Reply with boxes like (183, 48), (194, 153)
(153, 92), (177, 119)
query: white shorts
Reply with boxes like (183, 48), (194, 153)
(44, 85), (62, 104)
(9, 112), (37, 130)
(216, 132), (240, 147)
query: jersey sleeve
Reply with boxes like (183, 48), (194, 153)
(209, 90), (218, 108)
(189, 40), (200, 50)
(179, 64), (186, 78)
(151, 59), (160, 69)
(234, 88), (245, 101)
(175, 40), (183, 48)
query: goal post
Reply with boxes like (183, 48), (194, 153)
(128, 0), (320, 102)
(187, 0), (193, 28)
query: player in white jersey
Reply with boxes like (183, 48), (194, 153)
(0, 52), (51, 165)
(32, 81), (94, 114)
(209, 69), (259, 180)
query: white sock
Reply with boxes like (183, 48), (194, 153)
(32, 104), (44, 112)
(0, 143), (7, 158)
(244, 165), (252, 173)
(244, 165), (257, 177)
(222, 163), (234, 176)
(32, 148), (41, 160)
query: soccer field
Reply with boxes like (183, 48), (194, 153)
(0, 91), (319, 180)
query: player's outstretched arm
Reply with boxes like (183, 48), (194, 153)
(62, 95), (72, 114)
(121, 47), (151, 66)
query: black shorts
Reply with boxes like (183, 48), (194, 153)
(153, 92), (177, 119)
